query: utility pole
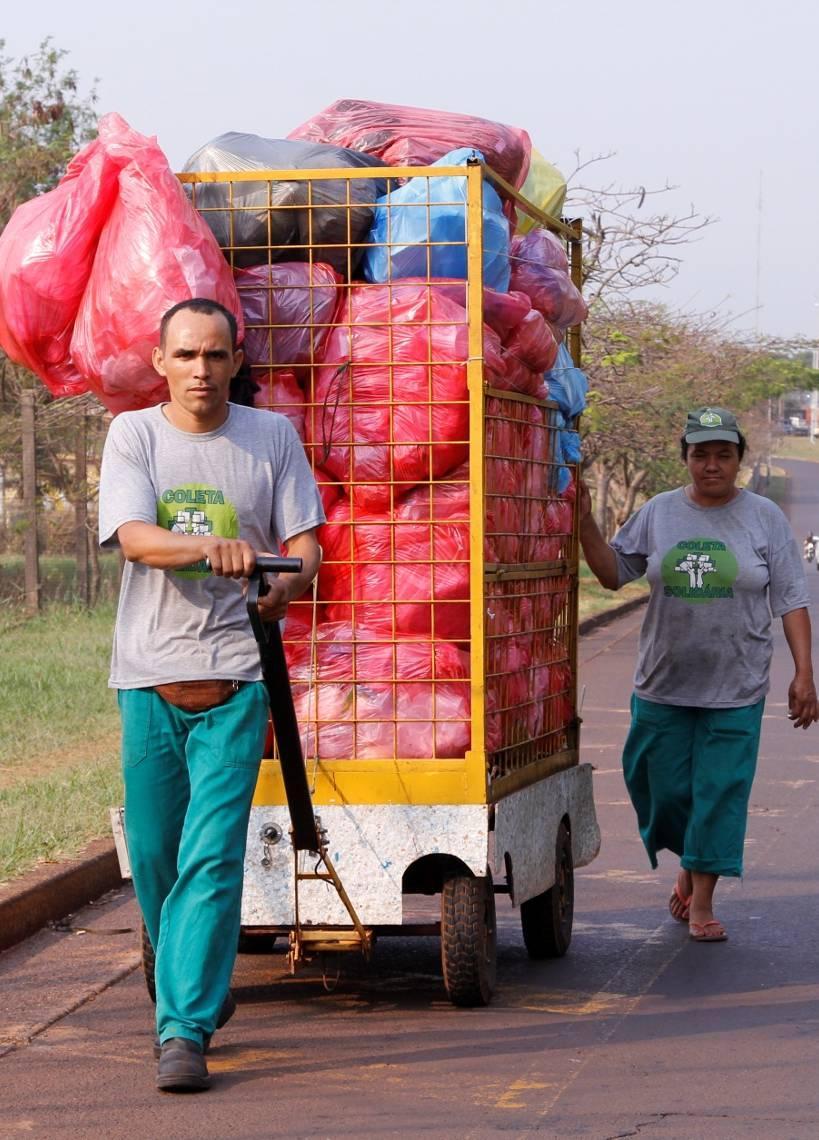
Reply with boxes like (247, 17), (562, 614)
(21, 390), (40, 614)
(74, 413), (89, 607)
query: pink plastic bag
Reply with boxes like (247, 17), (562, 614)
(0, 115), (143, 396)
(510, 231), (587, 331)
(289, 99), (532, 190)
(307, 283), (503, 510)
(235, 262), (342, 381)
(286, 622), (471, 759)
(317, 474), (470, 641)
(71, 116), (242, 414)
(251, 370), (306, 437)
(502, 309), (558, 374)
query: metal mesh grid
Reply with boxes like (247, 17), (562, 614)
(182, 167), (579, 782)
(484, 393), (578, 780)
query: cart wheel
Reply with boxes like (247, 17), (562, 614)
(520, 820), (574, 959)
(440, 872), (497, 1007)
(140, 918), (156, 1003)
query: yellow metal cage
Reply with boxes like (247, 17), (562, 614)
(178, 162), (583, 811)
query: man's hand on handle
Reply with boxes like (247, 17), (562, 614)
(202, 538), (257, 579)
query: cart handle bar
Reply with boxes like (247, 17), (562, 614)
(253, 555), (303, 576)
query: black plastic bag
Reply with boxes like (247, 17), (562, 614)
(182, 133), (387, 275)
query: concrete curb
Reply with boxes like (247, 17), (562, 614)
(0, 597), (647, 955)
(578, 592), (648, 635)
(0, 837), (122, 953)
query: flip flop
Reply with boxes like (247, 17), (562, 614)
(689, 919), (728, 942)
(669, 882), (692, 923)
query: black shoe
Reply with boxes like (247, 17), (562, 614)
(156, 1037), (210, 1092)
(152, 990), (236, 1059)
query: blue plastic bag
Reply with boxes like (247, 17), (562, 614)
(556, 426), (582, 494)
(544, 343), (588, 419)
(361, 147), (510, 291)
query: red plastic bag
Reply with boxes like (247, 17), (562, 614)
(235, 262), (342, 380)
(510, 231), (587, 331)
(71, 116), (242, 414)
(317, 474), (470, 641)
(307, 283), (503, 510)
(289, 99), (532, 190)
(486, 599), (535, 751)
(251, 370), (306, 437)
(313, 465), (343, 517)
(286, 622), (471, 759)
(502, 309), (558, 374)
(407, 277), (554, 394)
(0, 114), (142, 397)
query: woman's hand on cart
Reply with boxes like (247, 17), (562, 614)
(788, 672), (819, 730)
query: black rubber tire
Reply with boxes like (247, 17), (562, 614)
(440, 872), (497, 1007)
(520, 820), (574, 959)
(141, 918), (156, 1003)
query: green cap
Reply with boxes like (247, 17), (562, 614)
(684, 406), (742, 445)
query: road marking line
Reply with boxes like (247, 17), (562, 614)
(494, 1079), (553, 1110)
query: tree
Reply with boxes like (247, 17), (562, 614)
(564, 152), (714, 313)
(561, 154), (819, 534)
(578, 304), (813, 538)
(0, 37), (97, 230)
(0, 41), (99, 595)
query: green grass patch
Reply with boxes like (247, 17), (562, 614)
(771, 436), (819, 463)
(0, 554), (121, 606)
(0, 756), (121, 882)
(578, 559), (648, 622)
(0, 603), (119, 774)
(0, 602), (122, 882)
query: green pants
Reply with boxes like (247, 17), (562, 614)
(622, 694), (764, 878)
(118, 683), (269, 1047)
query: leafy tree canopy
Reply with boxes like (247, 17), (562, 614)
(0, 37), (97, 230)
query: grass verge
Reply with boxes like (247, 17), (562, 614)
(0, 553), (121, 606)
(0, 602), (121, 883)
(578, 559), (648, 622)
(771, 436), (819, 463)
(0, 757), (121, 883)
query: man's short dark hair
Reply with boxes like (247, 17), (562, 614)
(680, 433), (747, 461)
(159, 298), (239, 350)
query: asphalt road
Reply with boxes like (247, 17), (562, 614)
(1, 464), (818, 1139)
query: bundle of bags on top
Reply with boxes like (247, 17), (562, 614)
(0, 100), (588, 760)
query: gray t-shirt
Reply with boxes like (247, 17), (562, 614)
(611, 487), (809, 708)
(99, 403), (325, 689)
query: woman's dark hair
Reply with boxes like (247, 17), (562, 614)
(680, 433), (747, 461)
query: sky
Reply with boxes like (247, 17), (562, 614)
(3, 0), (818, 342)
